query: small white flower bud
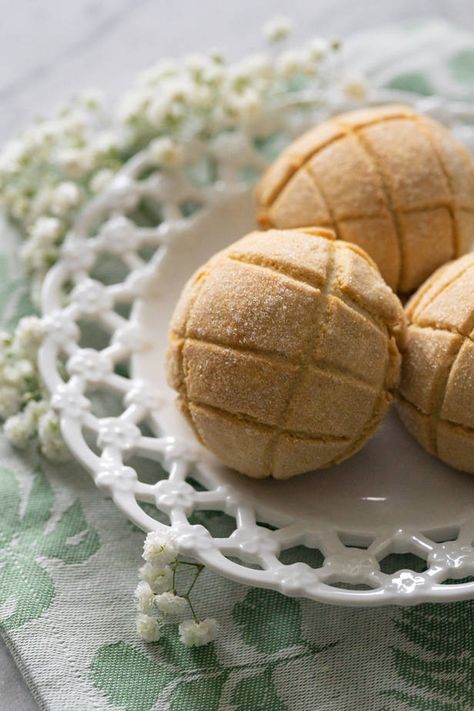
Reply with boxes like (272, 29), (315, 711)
(263, 16), (293, 43)
(134, 581), (156, 614)
(178, 618), (219, 647)
(154, 592), (188, 616)
(143, 531), (178, 567)
(136, 614), (162, 642)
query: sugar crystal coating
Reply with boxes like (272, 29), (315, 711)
(256, 105), (474, 294)
(166, 228), (405, 479)
(397, 253), (474, 473)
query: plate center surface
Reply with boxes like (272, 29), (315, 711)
(132, 190), (474, 534)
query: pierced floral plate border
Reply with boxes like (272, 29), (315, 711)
(39, 91), (474, 605)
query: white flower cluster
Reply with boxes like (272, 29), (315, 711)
(0, 316), (70, 461)
(134, 529), (218, 647)
(0, 18), (365, 471)
(119, 32), (342, 139)
(263, 16), (293, 43)
(0, 18), (359, 312)
(0, 95), (121, 293)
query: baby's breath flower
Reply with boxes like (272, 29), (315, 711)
(49, 182), (81, 216)
(60, 112), (87, 137)
(308, 37), (330, 61)
(13, 317), (45, 355)
(79, 89), (104, 110)
(20, 237), (58, 273)
(138, 60), (178, 86)
(91, 131), (118, 156)
(143, 530), (178, 567)
(136, 613), (162, 642)
(0, 139), (26, 175)
(90, 168), (115, 194)
(0, 331), (11, 348)
(146, 96), (172, 127)
(277, 49), (311, 78)
(30, 217), (62, 243)
(4, 411), (36, 448)
(263, 16), (293, 43)
(134, 580), (156, 614)
(149, 137), (183, 167)
(342, 73), (368, 101)
(178, 618), (219, 647)
(119, 89), (151, 123)
(24, 399), (49, 424)
(225, 88), (262, 120)
(235, 54), (273, 83)
(56, 148), (92, 178)
(201, 57), (226, 85)
(3, 359), (34, 386)
(154, 592), (188, 616)
(37, 410), (70, 462)
(184, 54), (221, 84)
(0, 386), (21, 419)
(139, 563), (174, 593)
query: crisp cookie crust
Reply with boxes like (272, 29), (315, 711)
(167, 228), (405, 479)
(256, 105), (474, 294)
(397, 253), (474, 473)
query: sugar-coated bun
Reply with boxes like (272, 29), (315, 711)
(256, 104), (474, 295)
(167, 228), (406, 479)
(397, 253), (474, 473)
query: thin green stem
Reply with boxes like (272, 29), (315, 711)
(174, 561), (203, 568)
(181, 564), (204, 623)
(172, 562), (177, 594)
(186, 564), (204, 598)
(186, 595), (199, 623)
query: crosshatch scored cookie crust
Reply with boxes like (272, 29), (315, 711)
(256, 104), (474, 294)
(167, 228), (406, 479)
(397, 253), (474, 474)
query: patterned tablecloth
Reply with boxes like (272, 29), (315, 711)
(1, 20), (474, 711)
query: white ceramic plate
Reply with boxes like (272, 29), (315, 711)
(39, 93), (474, 605)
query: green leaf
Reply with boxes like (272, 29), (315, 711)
(159, 624), (222, 672)
(383, 689), (462, 711)
(169, 672), (228, 711)
(386, 72), (434, 96)
(0, 468), (100, 629)
(91, 642), (177, 711)
(21, 469), (54, 531)
(232, 667), (287, 711)
(39, 499), (100, 563)
(0, 468), (20, 544)
(0, 559), (54, 630)
(449, 49), (474, 85)
(391, 647), (472, 700)
(393, 602), (474, 657)
(386, 602), (474, 707)
(232, 588), (303, 654)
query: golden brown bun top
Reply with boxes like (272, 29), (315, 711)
(170, 227), (406, 360)
(255, 104), (474, 295)
(256, 105), (418, 207)
(397, 252), (474, 473)
(167, 228), (406, 478)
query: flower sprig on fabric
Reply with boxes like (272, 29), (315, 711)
(0, 316), (69, 460)
(135, 530), (218, 647)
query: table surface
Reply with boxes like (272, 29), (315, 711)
(1, 0), (474, 708)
